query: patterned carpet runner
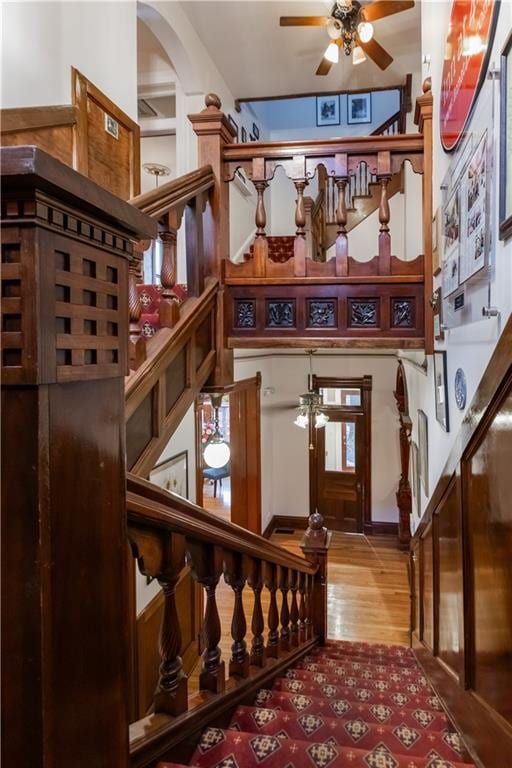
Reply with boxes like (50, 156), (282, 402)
(159, 639), (475, 768)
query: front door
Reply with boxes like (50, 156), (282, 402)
(310, 377), (371, 533)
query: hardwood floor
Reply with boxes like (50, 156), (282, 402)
(188, 515), (410, 690)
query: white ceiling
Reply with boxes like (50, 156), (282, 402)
(180, 0), (421, 99)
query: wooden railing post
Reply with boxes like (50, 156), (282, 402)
(188, 543), (226, 693)
(265, 562), (280, 658)
(415, 77), (434, 354)
(300, 511), (332, 645)
(158, 226), (180, 328)
(224, 552), (250, 678)
(128, 258), (146, 370)
(293, 179), (308, 277)
(248, 558), (267, 667)
(289, 569), (300, 648)
(278, 565), (291, 652)
(189, 94), (235, 385)
(298, 572), (307, 643)
(252, 160), (269, 277)
(377, 150), (392, 275)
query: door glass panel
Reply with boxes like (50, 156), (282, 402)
(320, 387), (361, 407)
(324, 420), (356, 472)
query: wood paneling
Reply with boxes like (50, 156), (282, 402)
(465, 377), (512, 725)
(420, 523), (434, 651)
(437, 477), (463, 680)
(229, 375), (262, 533)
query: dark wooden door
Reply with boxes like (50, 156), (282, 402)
(310, 376), (372, 534)
(230, 374), (262, 533)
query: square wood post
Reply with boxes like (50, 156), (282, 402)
(300, 511), (332, 645)
(415, 78), (434, 355)
(1, 147), (155, 768)
(189, 94), (236, 386)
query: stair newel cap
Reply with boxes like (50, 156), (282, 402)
(414, 77), (433, 129)
(188, 93), (236, 142)
(301, 509), (331, 552)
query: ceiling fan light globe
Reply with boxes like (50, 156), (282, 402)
(203, 440), (230, 469)
(327, 18), (342, 39)
(357, 21), (374, 43)
(315, 411), (330, 428)
(294, 413), (309, 429)
(353, 45), (367, 65)
(324, 41), (340, 63)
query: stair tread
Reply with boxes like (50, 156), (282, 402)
(297, 658), (426, 678)
(188, 726), (475, 768)
(284, 667), (433, 694)
(229, 705), (466, 761)
(253, 689), (451, 729)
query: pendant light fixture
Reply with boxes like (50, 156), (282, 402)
(293, 351), (329, 449)
(203, 393), (230, 469)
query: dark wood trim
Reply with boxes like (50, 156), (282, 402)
(234, 81), (407, 112)
(129, 639), (318, 767)
(262, 515), (309, 539)
(364, 521), (399, 536)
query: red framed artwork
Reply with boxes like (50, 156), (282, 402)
(440, 0), (501, 152)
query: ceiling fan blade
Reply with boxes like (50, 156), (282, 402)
(280, 16), (328, 26)
(358, 37), (393, 70)
(361, 1), (415, 22)
(316, 39), (340, 76)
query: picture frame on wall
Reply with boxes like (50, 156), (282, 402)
(433, 350), (450, 432)
(442, 186), (461, 296)
(500, 31), (512, 241)
(316, 94), (340, 126)
(150, 451), (189, 500)
(459, 132), (489, 283)
(227, 114), (239, 142)
(433, 286), (444, 341)
(418, 410), (429, 496)
(347, 92), (371, 124)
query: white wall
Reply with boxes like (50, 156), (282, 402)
(140, 134), (177, 194)
(234, 352), (401, 527)
(1, 1), (138, 119)
(135, 403), (196, 613)
(406, 0), (512, 531)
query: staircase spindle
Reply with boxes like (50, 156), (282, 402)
(265, 563), (280, 658)
(252, 180), (269, 277)
(188, 543), (225, 693)
(289, 569), (299, 648)
(159, 228), (180, 327)
(279, 566), (290, 652)
(248, 559), (266, 667)
(298, 571), (307, 643)
(154, 575), (188, 715)
(225, 553), (250, 678)
(128, 259), (145, 370)
(305, 573), (313, 640)
(293, 179), (308, 276)
(378, 175), (392, 274)
(335, 178), (348, 276)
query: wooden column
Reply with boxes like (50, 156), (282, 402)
(289, 569), (300, 648)
(128, 258), (146, 370)
(300, 511), (332, 645)
(377, 150), (392, 275)
(189, 94), (236, 385)
(252, 176), (269, 277)
(265, 563), (280, 658)
(159, 226), (180, 327)
(0, 146), (156, 768)
(248, 559), (266, 667)
(224, 552), (250, 678)
(293, 179), (308, 277)
(394, 360), (412, 550)
(278, 566), (290, 652)
(415, 78), (434, 354)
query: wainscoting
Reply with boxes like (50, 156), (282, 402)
(410, 316), (512, 768)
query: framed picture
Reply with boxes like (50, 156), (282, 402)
(433, 351), (450, 432)
(150, 450), (189, 500)
(227, 114), (239, 142)
(252, 122), (260, 140)
(433, 287), (444, 341)
(442, 187), (460, 296)
(459, 132), (488, 283)
(241, 126), (247, 143)
(410, 441), (421, 517)
(418, 410), (429, 496)
(500, 31), (512, 240)
(347, 92), (371, 125)
(316, 95), (340, 127)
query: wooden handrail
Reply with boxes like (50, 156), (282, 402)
(0, 104), (78, 133)
(130, 164), (215, 221)
(127, 474), (317, 575)
(371, 110), (402, 136)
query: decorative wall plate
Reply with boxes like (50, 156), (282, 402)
(454, 368), (467, 410)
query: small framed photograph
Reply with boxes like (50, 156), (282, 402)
(241, 126), (247, 143)
(418, 409), (429, 496)
(442, 187), (460, 296)
(499, 31), (512, 240)
(252, 122), (260, 139)
(104, 113), (119, 139)
(347, 92), (371, 125)
(432, 286), (444, 341)
(433, 350), (450, 432)
(316, 94), (340, 127)
(227, 114), (239, 142)
(150, 450), (189, 500)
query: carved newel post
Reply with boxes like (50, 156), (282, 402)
(1, 147), (156, 767)
(300, 510), (332, 645)
(158, 227), (180, 327)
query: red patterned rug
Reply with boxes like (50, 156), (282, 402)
(158, 639), (475, 768)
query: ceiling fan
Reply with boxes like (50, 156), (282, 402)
(280, 0), (415, 73)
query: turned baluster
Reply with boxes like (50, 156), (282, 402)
(224, 552), (250, 678)
(248, 559), (266, 667)
(304, 573), (313, 640)
(265, 562), (280, 658)
(188, 543), (225, 693)
(289, 569), (299, 648)
(335, 177), (349, 276)
(279, 566), (290, 652)
(128, 259), (145, 370)
(293, 179), (308, 276)
(159, 228), (180, 327)
(377, 151), (392, 274)
(298, 571), (307, 643)
(252, 179), (269, 277)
